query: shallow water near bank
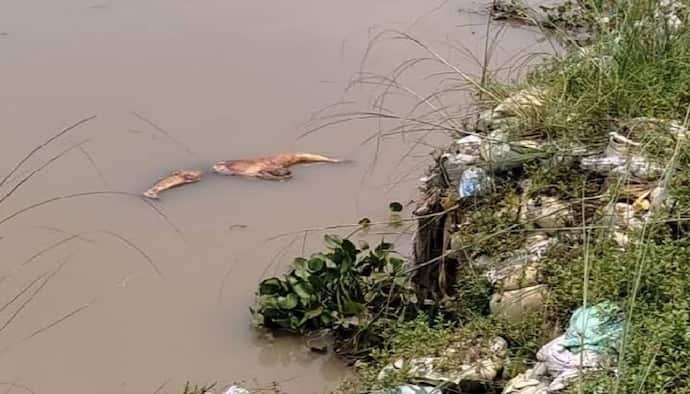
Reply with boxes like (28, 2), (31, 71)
(0, 1), (552, 393)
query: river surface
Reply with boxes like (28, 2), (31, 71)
(0, 1), (551, 393)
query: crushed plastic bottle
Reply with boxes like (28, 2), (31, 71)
(581, 132), (665, 181)
(479, 130), (542, 170)
(441, 135), (484, 182)
(458, 167), (490, 198)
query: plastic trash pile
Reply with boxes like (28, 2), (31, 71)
(371, 303), (623, 394)
(377, 384), (442, 394)
(485, 233), (555, 321)
(416, 84), (683, 307)
(375, 336), (508, 392)
(421, 87), (549, 195)
(654, 0), (686, 34)
(584, 117), (685, 248)
(408, 53), (686, 391)
(503, 302), (624, 393)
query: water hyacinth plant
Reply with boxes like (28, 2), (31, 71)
(251, 234), (418, 354)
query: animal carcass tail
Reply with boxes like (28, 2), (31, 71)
(275, 153), (345, 167)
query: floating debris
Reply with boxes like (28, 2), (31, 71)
(389, 201), (404, 212)
(212, 152), (344, 180)
(143, 169), (203, 199)
(221, 386), (250, 394)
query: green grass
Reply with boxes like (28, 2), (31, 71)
(494, 1), (690, 149)
(333, 1), (690, 393)
(478, 3), (690, 391)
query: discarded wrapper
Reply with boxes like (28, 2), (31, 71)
(222, 386), (250, 394)
(377, 337), (508, 388)
(524, 196), (572, 231)
(445, 135), (483, 165)
(580, 131), (665, 181)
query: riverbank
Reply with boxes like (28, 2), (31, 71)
(201, 1), (690, 393)
(1, 1), (474, 393)
(332, 1), (690, 393)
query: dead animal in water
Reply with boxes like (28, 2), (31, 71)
(143, 169), (203, 199)
(212, 153), (344, 180)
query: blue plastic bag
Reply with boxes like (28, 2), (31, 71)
(563, 301), (624, 354)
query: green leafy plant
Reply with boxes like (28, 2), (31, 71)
(251, 234), (418, 354)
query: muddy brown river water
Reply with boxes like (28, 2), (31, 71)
(0, 1), (552, 393)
